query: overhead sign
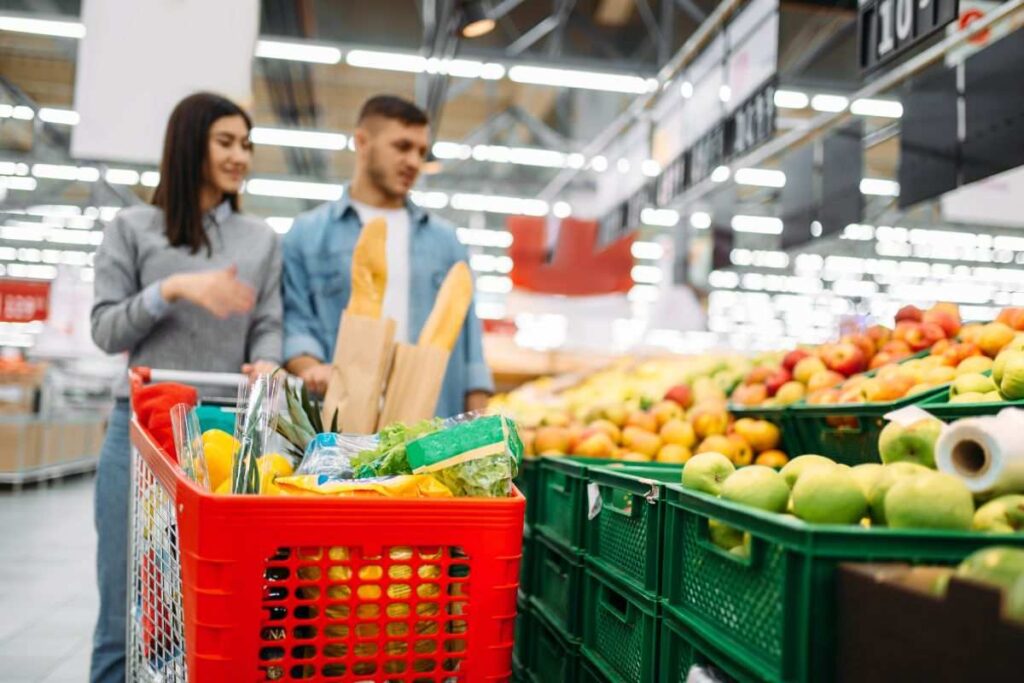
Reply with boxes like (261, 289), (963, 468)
(859, 0), (960, 71)
(0, 280), (49, 323)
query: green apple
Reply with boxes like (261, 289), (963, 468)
(884, 472), (974, 530)
(956, 547), (1024, 621)
(780, 454), (836, 488)
(681, 452), (735, 496)
(850, 463), (885, 497)
(972, 494), (1024, 532)
(878, 417), (943, 468)
(729, 541), (751, 560)
(993, 349), (1024, 386)
(708, 518), (743, 550)
(951, 373), (998, 396)
(868, 462), (932, 525)
(721, 465), (790, 513)
(999, 352), (1024, 400)
(981, 391), (1004, 403)
(791, 467), (868, 524)
(949, 392), (986, 404)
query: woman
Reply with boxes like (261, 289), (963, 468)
(89, 92), (281, 682)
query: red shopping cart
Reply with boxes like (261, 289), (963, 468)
(127, 368), (525, 682)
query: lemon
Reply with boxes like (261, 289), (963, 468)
(257, 453), (294, 478)
(214, 478), (232, 495)
(201, 430), (239, 490)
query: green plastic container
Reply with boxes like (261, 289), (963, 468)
(662, 484), (1024, 682)
(520, 524), (534, 597)
(527, 606), (580, 683)
(580, 564), (660, 683)
(530, 530), (585, 640)
(579, 653), (611, 683)
(536, 456), (594, 552)
(585, 464), (683, 599)
(515, 456), (541, 525)
(915, 371), (1024, 421)
(660, 611), (760, 683)
(514, 593), (530, 672)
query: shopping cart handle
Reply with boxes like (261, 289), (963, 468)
(130, 366), (246, 388)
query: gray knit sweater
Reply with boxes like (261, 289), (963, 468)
(91, 203), (282, 394)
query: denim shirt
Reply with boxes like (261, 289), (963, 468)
(282, 188), (494, 418)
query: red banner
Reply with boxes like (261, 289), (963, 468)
(0, 279), (50, 323)
(508, 216), (635, 296)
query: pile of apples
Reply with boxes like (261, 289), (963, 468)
(523, 383), (790, 467)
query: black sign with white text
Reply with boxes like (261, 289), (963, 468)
(859, 0), (959, 71)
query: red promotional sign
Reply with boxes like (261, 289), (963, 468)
(507, 216), (635, 296)
(0, 279), (50, 323)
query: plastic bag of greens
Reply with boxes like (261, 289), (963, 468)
(351, 418), (443, 478)
(294, 432), (377, 479)
(405, 414), (522, 497)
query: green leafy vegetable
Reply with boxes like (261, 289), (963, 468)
(352, 419), (442, 478)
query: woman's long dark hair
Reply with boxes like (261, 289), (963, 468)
(152, 92), (252, 254)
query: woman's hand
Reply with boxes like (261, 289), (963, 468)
(241, 360), (279, 379)
(162, 265), (255, 318)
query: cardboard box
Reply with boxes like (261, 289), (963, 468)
(837, 562), (1024, 681)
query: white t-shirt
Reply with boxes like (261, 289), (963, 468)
(350, 200), (411, 343)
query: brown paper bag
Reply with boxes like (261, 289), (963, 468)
(377, 343), (450, 429)
(322, 312), (396, 434)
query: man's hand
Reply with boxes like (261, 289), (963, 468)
(298, 363), (333, 396)
(465, 390), (491, 414)
(163, 265), (256, 319)
(241, 360), (279, 379)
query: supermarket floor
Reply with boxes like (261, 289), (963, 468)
(0, 474), (97, 682)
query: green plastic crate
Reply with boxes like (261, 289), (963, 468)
(527, 606), (580, 683)
(530, 530), (585, 639)
(585, 464), (683, 599)
(579, 652), (612, 683)
(520, 524), (534, 597)
(661, 484), (1024, 682)
(536, 456), (594, 552)
(660, 611), (760, 683)
(515, 456), (541, 525)
(514, 593), (530, 671)
(580, 565), (660, 683)
(727, 404), (802, 457)
(915, 371), (1024, 421)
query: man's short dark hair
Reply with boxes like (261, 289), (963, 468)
(357, 95), (429, 126)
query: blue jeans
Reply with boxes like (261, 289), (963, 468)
(91, 399), (131, 683)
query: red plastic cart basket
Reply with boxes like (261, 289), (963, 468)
(127, 369), (525, 682)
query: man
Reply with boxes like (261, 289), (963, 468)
(282, 95), (492, 416)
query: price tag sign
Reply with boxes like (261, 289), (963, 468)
(860, 0), (960, 72)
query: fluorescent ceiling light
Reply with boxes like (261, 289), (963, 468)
(589, 156), (608, 172)
(475, 275), (513, 294)
(32, 163), (99, 182)
(409, 190), (449, 209)
(552, 201), (572, 219)
(244, 178), (343, 201)
(266, 217), (294, 234)
(508, 65), (653, 94)
(710, 165), (731, 183)
(690, 212), (711, 229)
(640, 208), (679, 227)
(26, 205), (80, 218)
(104, 168), (139, 185)
(0, 176), (36, 191)
(0, 104), (34, 120)
(850, 98), (903, 118)
(346, 49), (425, 73)
(719, 85), (732, 102)
(471, 144), (567, 168)
(734, 168), (786, 188)
(255, 39), (341, 64)
(456, 228), (513, 248)
(631, 241), (664, 260)
(810, 94), (849, 112)
(731, 215), (783, 235)
(140, 171), (160, 187)
(432, 141), (472, 160)
(0, 161), (29, 176)
(631, 265), (663, 284)
(566, 153), (585, 169)
(37, 107), (79, 125)
(641, 159), (661, 177)
(680, 81), (693, 98)
(0, 15), (85, 38)
(251, 126), (347, 150)
(450, 192), (548, 216)
(773, 90), (809, 109)
(617, 159), (631, 174)
(860, 178), (900, 196)
(442, 58), (505, 80)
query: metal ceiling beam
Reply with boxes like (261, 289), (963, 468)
(567, 14), (626, 59)
(506, 14), (562, 55)
(546, 0), (577, 58)
(674, 0), (706, 23)
(489, 0), (527, 20)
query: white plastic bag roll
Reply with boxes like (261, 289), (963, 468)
(935, 409), (1024, 496)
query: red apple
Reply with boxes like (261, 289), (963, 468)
(807, 370), (846, 392)
(923, 307), (961, 338)
(881, 339), (912, 357)
(866, 324), (892, 349)
(782, 348), (812, 373)
(941, 342), (982, 367)
(895, 305), (924, 323)
(764, 367), (792, 397)
(744, 366), (775, 385)
(841, 333), (876, 363)
(822, 342), (868, 377)
(997, 307), (1024, 332)
(869, 351), (894, 370)
(921, 322), (946, 348)
(731, 383), (768, 406)
(663, 384), (693, 409)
